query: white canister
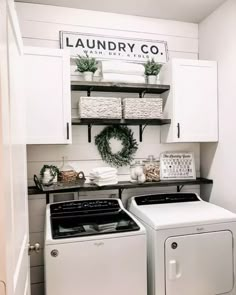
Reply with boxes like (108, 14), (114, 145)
(130, 161), (145, 183)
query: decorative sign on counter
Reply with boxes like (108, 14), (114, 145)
(60, 31), (168, 63)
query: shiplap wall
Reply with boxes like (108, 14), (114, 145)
(16, 3), (199, 295)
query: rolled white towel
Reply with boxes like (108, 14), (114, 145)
(91, 167), (117, 175)
(102, 61), (144, 75)
(89, 172), (117, 180)
(102, 73), (145, 84)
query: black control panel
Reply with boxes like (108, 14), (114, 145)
(50, 199), (120, 216)
(135, 193), (200, 205)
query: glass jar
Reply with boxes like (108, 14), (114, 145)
(143, 155), (160, 182)
(130, 161), (146, 183)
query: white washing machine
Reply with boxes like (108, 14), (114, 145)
(128, 193), (236, 295)
(45, 199), (147, 295)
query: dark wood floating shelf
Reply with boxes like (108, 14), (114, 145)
(71, 81), (170, 95)
(29, 177), (213, 204)
(72, 118), (171, 126)
(72, 118), (171, 142)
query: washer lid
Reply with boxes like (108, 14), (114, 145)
(129, 193), (236, 230)
(49, 199), (142, 239)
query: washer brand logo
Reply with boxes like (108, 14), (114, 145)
(94, 242), (104, 247)
(196, 227), (204, 231)
(60, 31), (168, 63)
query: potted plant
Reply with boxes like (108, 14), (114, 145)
(144, 58), (162, 84)
(75, 54), (98, 81)
(40, 164), (59, 184)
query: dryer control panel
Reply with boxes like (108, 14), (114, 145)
(135, 193), (200, 206)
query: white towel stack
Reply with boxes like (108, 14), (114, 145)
(89, 167), (118, 186)
(102, 61), (145, 84)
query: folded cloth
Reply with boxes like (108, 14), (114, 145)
(92, 176), (118, 182)
(94, 178), (118, 187)
(89, 172), (117, 180)
(102, 61), (144, 75)
(102, 73), (145, 84)
(90, 167), (117, 177)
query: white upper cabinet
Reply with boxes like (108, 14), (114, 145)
(161, 58), (218, 143)
(24, 47), (71, 144)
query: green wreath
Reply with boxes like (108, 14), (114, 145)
(95, 125), (138, 167)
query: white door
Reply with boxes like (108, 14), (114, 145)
(165, 231), (233, 295)
(0, 1), (30, 295)
(174, 59), (218, 142)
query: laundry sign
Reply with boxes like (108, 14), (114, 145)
(60, 31), (168, 63)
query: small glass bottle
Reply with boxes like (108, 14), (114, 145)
(143, 155), (160, 182)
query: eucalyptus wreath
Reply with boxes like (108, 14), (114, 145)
(95, 125), (138, 167)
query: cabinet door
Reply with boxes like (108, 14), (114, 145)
(173, 59), (218, 142)
(165, 231), (233, 295)
(24, 47), (71, 144)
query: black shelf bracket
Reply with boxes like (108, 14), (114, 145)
(139, 123), (148, 142)
(46, 192), (50, 204)
(139, 90), (146, 98)
(87, 87), (94, 97)
(118, 188), (124, 199)
(177, 185), (184, 192)
(88, 124), (92, 142)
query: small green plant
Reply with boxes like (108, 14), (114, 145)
(75, 54), (98, 73)
(144, 58), (162, 76)
(40, 165), (59, 179)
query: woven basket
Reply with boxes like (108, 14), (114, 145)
(123, 98), (163, 119)
(78, 97), (122, 119)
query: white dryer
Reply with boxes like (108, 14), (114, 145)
(45, 199), (147, 295)
(129, 193), (236, 295)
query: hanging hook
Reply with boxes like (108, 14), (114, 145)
(139, 90), (147, 98)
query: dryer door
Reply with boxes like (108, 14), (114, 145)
(165, 230), (233, 295)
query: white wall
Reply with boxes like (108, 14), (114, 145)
(199, 0), (236, 209)
(16, 3), (200, 295)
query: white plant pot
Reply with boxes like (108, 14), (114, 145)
(42, 169), (58, 184)
(147, 75), (157, 84)
(83, 71), (94, 81)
